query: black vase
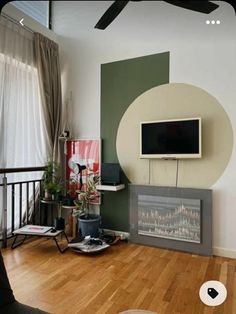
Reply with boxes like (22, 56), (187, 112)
(54, 217), (65, 230)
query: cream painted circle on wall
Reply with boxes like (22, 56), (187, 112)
(116, 83), (233, 188)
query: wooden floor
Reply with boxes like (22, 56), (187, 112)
(2, 237), (236, 314)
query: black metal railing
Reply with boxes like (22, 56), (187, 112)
(0, 167), (45, 247)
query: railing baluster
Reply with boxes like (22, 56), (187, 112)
(33, 182), (36, 224)
(19, 183), (22, 228)
(11, 184), (15, 234)
(26, 182), (29, 224)
(39, 181), (42, 224)
(2, 174), (8, 248)
(0, 166), (45, 246)
(39, 180), (42, 197)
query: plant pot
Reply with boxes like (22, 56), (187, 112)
(63, 196), (76, 206)
(52, 193), (62, 201)
(54, 217), (65, 230)
(78, 214), (101, 237)
(44, 190), (52, 200)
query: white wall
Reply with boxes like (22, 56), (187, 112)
(53, 1), (236, 257)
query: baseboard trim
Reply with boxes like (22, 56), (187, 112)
(102, 230), (236, 259)
(213, 246), (236, 259)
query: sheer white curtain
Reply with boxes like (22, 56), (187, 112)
(0, 16), (51, 233)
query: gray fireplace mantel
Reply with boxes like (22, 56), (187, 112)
(129, 184), (212, 256)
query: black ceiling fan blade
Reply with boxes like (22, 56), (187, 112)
(95, 1), (129, 30)
(164, 1), (219, 14)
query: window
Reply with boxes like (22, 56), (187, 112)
(0, 17), (50, 235)
(0, 51), (48, 233)
(11, 1), (50, 28)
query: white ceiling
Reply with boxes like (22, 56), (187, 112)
(52, 1), (235, 43)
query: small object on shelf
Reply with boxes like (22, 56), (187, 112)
(59, 130), (71, 141)
(101, 163), (121, 185)
(96, 184), (125, 191)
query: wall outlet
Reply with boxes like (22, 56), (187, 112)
(119, 232), (128, 240)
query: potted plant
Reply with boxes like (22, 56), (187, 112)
(42, 160), (65, 230)
(42, 160), (63, 200)
(62, 178), (79, 206)
(62, 161), (87, 206)
(73, 175), (101, 237)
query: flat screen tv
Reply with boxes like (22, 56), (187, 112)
(140, 117), (202, 159)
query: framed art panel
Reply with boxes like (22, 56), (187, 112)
(138, 195), (201, 243)
(129, 184), (212, 256)
(66, 139), (101, 204)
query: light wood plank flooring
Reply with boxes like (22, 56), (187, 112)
(2, 237), (236, 314)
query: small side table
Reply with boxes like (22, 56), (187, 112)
(11, 226), (69, 253)
(61, 205), (77, 238)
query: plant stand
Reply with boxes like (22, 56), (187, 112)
(61, 205), (77, 238)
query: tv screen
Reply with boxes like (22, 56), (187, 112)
(140, 118), (201, 159)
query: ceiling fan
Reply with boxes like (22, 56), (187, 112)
(94, 0), (220, 30)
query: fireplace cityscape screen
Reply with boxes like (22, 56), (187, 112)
(138, 195), (201, 243)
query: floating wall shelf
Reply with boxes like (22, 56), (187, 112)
(96, 184), (125, 191)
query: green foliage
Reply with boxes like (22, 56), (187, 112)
(43, 160), (64, 195)
(73, 175), (100, 218)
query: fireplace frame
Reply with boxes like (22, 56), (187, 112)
(129, 184), (212, 256)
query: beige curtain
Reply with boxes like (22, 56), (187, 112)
(34, 32), (62, 164)
(0, 18), (51, 233)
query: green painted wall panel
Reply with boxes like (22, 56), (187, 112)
(101, 52), (170, 231)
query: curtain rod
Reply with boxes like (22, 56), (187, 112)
(1, 12), (34, 34)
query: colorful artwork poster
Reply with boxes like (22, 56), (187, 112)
(66, 139), (101, 203)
